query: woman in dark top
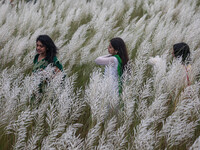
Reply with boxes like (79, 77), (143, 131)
(33, 34), (63, 73)
(32, 35), (63, 94)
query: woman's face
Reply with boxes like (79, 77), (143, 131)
(108, 42), (117, 55)
(36, 41), (47, 56)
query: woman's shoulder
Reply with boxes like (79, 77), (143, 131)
(53, 56), (58, 62)
(95, 55), (118, 65)
(112, 56), (118, 62)
(113, 55), (122, 63)
(52, 56), (63, 71)
(109, 56), (119, 66)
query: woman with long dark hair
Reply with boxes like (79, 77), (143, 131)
(172, 42), (191, 85)
(95, 37), (129, 94)
(32, 35), (64, 95)
(33, 34), (63, 72)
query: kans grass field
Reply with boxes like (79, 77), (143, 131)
(0, 0), (200, 149)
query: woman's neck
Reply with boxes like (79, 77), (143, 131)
(38, 54), (46, 61)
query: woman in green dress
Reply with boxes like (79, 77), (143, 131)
(33, 34), (63, 73)
(32, 35), (63, 94)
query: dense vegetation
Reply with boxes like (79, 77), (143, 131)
(0, 0), (200, 149)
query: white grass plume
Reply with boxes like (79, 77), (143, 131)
(51, 124), (83, 150)
(84, 122), (101, 149)
(189, 136), (200, 150)
(159, 84), (200, 148)
(85, 69), (119, 123)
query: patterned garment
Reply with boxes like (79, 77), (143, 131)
(32, 54), (63, 72)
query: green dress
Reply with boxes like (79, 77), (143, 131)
(113, 55), (122, 94)
(32, 54), (64, 94)
(32, 54), (63, 72)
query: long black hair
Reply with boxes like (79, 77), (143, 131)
(173, 42), (190, 64)
(36, 35), (58, 63)
(110, 37), (129, 71)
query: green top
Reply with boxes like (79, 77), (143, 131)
(113, 55), (122, 94)
(32, 54), (63, 72)
(113, 55), (122, 77)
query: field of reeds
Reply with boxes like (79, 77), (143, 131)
(0, 0), (200, 149)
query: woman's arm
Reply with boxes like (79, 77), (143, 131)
(95, 55), (117, 66)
